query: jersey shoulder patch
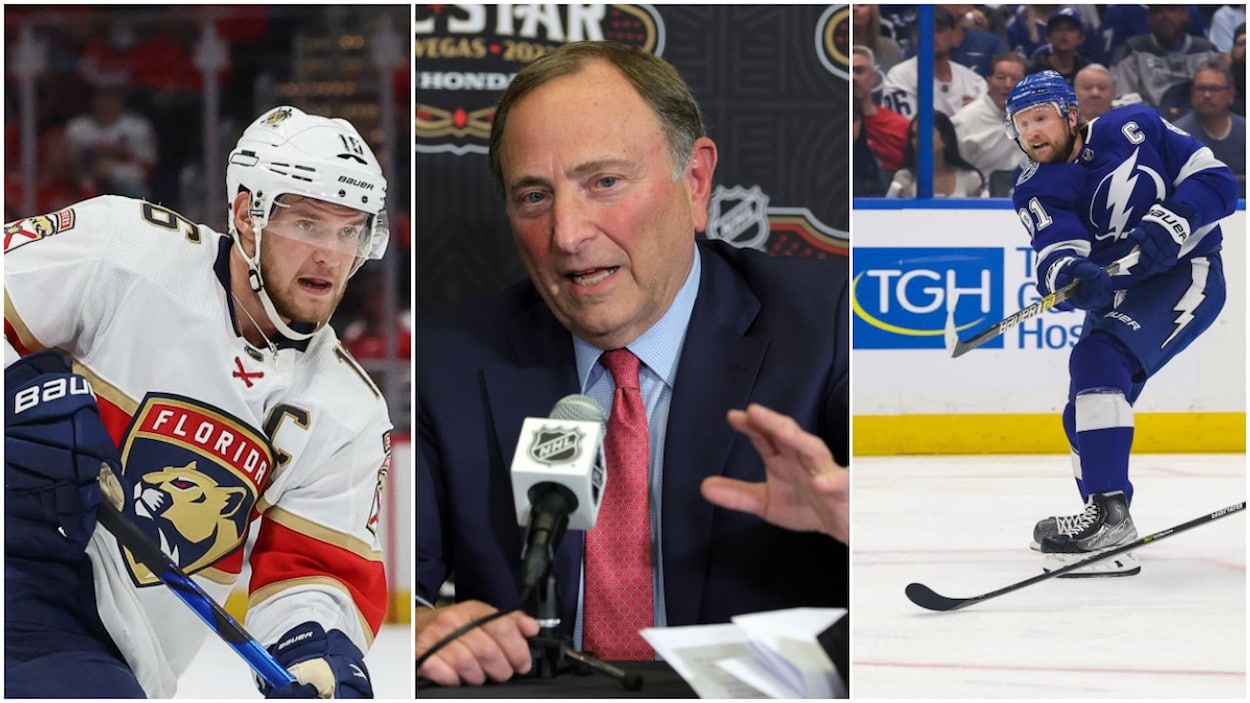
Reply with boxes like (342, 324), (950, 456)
(3, 207), (77, 253)
(1016, 159), (1040, 186)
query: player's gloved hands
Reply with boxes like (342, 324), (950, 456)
(1126, 198), (1193, 280)
(1040, 255), (1113, 311)
(262, 622), (372, 699)
(1055, 258), (1113, 310)
(5, 350), (117, 562)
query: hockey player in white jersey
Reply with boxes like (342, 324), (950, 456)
(1005, 71), (1238, 576)
(5, 106), (393, 697)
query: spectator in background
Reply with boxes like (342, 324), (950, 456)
(35, 128), (99, 214)
(64, 84), (156, 199)
(853, 46), (910, 173)
(1100, 4), (1207, 65)
(76, 23), (133, 88)
(854, 4), (905, 74)
(877, 6), (917, 56)
(853, 101), (889, 197)
(952, 52), (1029, 188)
(882, 6), (987, 118)
(1173, 61), (1246, 178)
(1111, 5), (1221, 113)
(1005, 4), (1061, 59)
(1209, 5), (1246, 52)
(1074, 64), (1117, 120)
(1230, 23), (1246, 116)
(886, 112), (987, 198)
(943, 3), (1009, 77)
(951, 4), (994, 33)
(1029, 8), (1093, 84)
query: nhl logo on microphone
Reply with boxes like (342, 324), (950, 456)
(529, 426), (584, 465)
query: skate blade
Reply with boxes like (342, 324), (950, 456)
(1043, 550), (1140, 578)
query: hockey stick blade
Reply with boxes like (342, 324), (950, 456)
(905, 500), (1245, 612)
(96, 465), (296, 688)
(946, 248), (1141, 358)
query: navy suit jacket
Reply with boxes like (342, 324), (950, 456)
(417, 239), (849, 634)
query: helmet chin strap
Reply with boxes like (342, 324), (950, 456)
(255, 278), (320, 341)
(234, 229), (321, 343)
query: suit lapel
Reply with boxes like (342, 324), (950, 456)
(661, 246), (767, 626)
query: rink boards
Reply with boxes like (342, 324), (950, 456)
(851, 202), (1247, 455)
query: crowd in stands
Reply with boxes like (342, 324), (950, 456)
(854, 4), (1246, 198)
(4, 6), (411, 370)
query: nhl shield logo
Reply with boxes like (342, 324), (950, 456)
(529, 426), (584, 466)
(709, 185), (772, 251)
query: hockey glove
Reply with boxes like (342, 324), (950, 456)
(5, 350), (117, 563)
(1041, 256), (1113, 311)
(262, 622), (373, 699)
(1126, 198), (1194, 280)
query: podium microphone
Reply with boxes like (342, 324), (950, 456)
(510, 394), (608, 590)
(417, 395), (612, 683)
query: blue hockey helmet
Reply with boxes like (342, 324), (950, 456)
(1004, 70), (1078, 139)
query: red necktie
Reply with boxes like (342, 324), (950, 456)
(582, 348), (655, 660)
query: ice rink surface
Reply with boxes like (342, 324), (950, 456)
(852, 454), (1246, 698)
(176, 623), (411, 698)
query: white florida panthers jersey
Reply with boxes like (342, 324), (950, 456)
(4, 195), (392, 696)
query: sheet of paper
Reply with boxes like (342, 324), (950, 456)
(732, 607), (847, 698)
(716, 655), (799, 699)
(641, 624), (768, 699)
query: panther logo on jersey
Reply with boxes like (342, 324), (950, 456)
(118, 393), (274, 587)
(3, 208), (76, 253)
(1089, 147), (1165, 242)
(129, 461), (249, 577)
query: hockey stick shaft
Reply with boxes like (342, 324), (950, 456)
(906, 501), (1245, 611)
(95, 468), (296, 688)
(945, 248), (1141, 358)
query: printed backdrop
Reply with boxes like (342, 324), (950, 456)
(415, 4), (849, 314)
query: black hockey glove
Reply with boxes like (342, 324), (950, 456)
(1127, 198), (1193, 280)
(262, 621), (373, 698)
(5, 350), (118, 563)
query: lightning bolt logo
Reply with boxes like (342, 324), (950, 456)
(1162, 260), (1209, 348)
(1104, 148), (1141, 239)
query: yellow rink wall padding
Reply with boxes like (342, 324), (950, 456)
(853, 413), (1246, 455)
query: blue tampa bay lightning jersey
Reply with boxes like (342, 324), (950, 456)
(1012, 103), (1236, 285)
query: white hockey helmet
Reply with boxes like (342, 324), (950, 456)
(225, 106), (389, 340)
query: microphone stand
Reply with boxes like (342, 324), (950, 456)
(526, 570), (644, 691)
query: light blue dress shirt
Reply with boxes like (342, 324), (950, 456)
(569, 248), (702, 653)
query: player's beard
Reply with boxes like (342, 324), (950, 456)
(259, 250), (346, 331)
(1029, 127), (1078, 164)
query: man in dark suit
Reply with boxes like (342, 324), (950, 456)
(415, 41), (849, 687)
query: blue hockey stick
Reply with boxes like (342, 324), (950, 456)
(96, 465), (296, 689)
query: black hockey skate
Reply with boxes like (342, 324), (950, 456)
(1038, 491), (1140, 577)
(1031, 513), (1085, 551)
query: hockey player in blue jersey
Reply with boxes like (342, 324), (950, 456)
(1006, 70), (1238, 576)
